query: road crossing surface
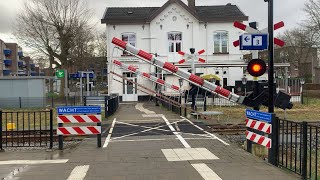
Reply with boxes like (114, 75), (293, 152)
(0, 103), (299, 180)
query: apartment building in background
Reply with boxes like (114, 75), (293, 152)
(0, 38), (44, 77)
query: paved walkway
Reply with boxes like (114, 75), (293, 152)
(0, 102), (300, 180)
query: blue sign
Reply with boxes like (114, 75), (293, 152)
(57, 106), (101, 115)
(245, 109), (272, 123)
(69, 72), (94, 79)
(240, 34), (268, 50)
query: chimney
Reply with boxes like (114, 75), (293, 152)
(188, 0), (195, 9)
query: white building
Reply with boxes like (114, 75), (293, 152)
(101, 0), (249, 101)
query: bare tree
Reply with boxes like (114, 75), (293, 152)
(14, 0), (95, 95)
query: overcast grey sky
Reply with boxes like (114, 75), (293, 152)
(0, 0), (308, 45)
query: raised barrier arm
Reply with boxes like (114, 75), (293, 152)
(112, 60), (183, 94)
(111, 37), (253, 106)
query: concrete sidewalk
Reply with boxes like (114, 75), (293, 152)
(0, 102), (300, 180)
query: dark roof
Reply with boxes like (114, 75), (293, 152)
(101, 1), (248, 24)
(102, 7), (159, 24)
(195, 5), (248, 22)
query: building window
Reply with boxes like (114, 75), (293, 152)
(213, 31), (228, 53)
(121, 33), (136, 55)
(168, 32), (182, 53)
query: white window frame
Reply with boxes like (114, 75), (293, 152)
(213, 31), (229, 53)
(168, 32), (182, 53)
(121, 33), (136, 55)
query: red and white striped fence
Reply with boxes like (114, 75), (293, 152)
(57, 115), (101, 123)
(246, 130), (271, 149)
(57, 126), (101, 135)
(246, 118), (271, 134)
(57, 114), (102, 135)
(57, 106), (102, 150)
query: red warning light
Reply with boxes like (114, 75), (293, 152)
(247, 59), (267, 77)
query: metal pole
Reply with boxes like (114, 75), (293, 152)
(268, 0), (275, 113)
(64, 69), (68, 105)
(268, 114), (278, 165)
(49, 109), (53, 149)
(80, 72), (83, 104)
(190, 48), (195, 74)
(302, 121), (308, 179)
(284, 67), (288, 93)
(97, 112), (101, 147)
(86, 73), (90, 97)
(155, 53), (159, 106)
(58, 122), (63, 150)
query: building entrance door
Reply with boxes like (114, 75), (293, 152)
(122, 72), (137, 101)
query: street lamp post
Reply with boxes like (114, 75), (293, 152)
(241, 75), (248, 95)
(300, 78), (305, 104)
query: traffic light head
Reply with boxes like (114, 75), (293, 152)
(247, 59), (267, 77)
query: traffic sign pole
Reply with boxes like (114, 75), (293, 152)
(268, 0), (275, 114)
(268, 0), (277, 166)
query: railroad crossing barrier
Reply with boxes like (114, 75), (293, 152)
(245, 109), (278, 165)
(56, 106), (102, 150)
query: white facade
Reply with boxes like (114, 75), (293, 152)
(105, 2), (248, 101)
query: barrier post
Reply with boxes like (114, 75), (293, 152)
(58, 122), (63, 150)
(268, 114), (278, 165)
(57, 106), (102, 150)
(49, 109), (53, 149)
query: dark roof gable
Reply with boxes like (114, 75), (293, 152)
(101, 0), (248, 24)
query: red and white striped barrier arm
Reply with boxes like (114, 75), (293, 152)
(112, 37), (242, 104)
(246, 130), (271, 148)
(57, 115), (101, 123)
(246, 118), (271, 134)
(113, 60), (182, 93)
(57, 126), (101, 135)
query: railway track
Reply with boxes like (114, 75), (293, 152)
(207, 123), (247, 135)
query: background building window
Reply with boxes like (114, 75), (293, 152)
(122, 33), (136, 55)
(168, 32), (182, 52)
(214, 31), (228, 53)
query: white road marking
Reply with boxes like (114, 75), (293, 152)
(109, 137), (214, 143)
(103, 118), (117, 148)
(175, 122), (180, 131)
(111, 119), (185, 140)
(135, 103), (155, 114)
(0, 159), (68, 165)
(110, 138), (167, 142)
(67, 165), (90, 180)
(161, 148), (219, 161)
(181, 116), (230, 145)
(116, 121), (171, 132)
(162, 115), (191, 148)
(2, 165), (28, 180)
(192, 163), (222, 180)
